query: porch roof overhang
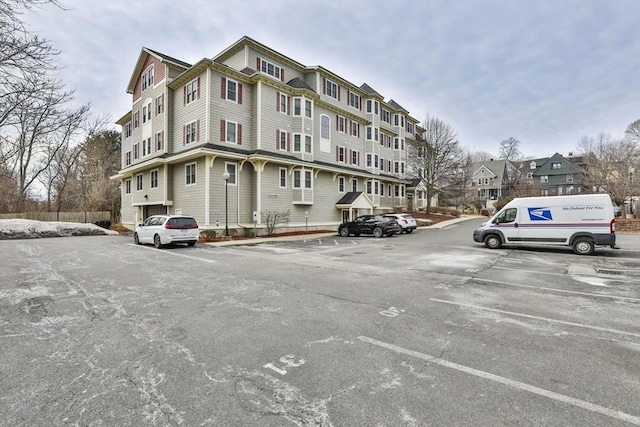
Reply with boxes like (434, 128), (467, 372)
(335, 191), (375, 209)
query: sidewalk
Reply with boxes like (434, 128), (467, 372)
(204, 215), (481, 247)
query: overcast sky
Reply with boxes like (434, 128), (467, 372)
(22, 0), (640, 159)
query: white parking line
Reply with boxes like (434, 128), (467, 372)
(132, 244), (217, 263)
(358, 336), (640, 425)
(471, 277), (640, 303)
(430, 298), (640, 338)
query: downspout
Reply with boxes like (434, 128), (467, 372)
(204, 67), (211, 225)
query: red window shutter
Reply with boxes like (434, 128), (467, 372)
(154, 98), (157, 117)
(336, 147), (339, 161)
(238, 84), (242, 104)
(287, 96), (291, 115)
(153, 134), (157, 152)
(276, 92), (280, 111)
(359, 97), (362, 111)
(197, 77), (201, 99)
(256, 57), (261, 71)
(347, 90), (349, 104)
(357, 124), (360, 138)
(280, 69), (284, 82)
(348, 149), (352, 164)
(182, 125), (186, 145)
(221, 77), (226, 99)
(196, 119), (200, 141)
(276, 129), (280, 148)
(220, 119), (225, 141)
(287, 132), (291, 151)
(237, 124), (242, 145)
(357, 152), (360, 166)
(338, 86), (341, 101)
(336, 115), (339, 130)
(183, 86), (186, 106)
(323, 78), (326, 95)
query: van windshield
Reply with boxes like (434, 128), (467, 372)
(494, 208), (517, 224)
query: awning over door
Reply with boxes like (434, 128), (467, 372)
(335, 191), (375, 210)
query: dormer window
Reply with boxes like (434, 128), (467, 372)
(529, 161), (537, 169)
(257, 57), (283, 81)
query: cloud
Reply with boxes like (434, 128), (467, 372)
(20, 0), (640, 158)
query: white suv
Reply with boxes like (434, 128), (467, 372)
(134, 215), (199, 248)
(383, 213), (417, 234)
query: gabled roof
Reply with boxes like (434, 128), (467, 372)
(532, 152), (583, 176)
(126, 47), (191, 94)
(470, 159), (509, 179)
(335, 191), (375, 209)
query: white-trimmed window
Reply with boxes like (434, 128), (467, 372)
(125, 179), (131, 194)
(321, 115), (330, 140)
(259, 58), (282, 80)
(185, 162), (196, 185)
(293, 134), (302, 152)
(142, 137), (151, 157)
(406, 122), (414, 134)
(186, 121), (197, 144)
(226, 78), (238, 102)
(540, 175), (549, 183)
(278, 130), (288, 151)
(338, 176), (345, 193)
(337, 146), (346, 163)
(133, 111), (139, 128)
(186, 79), (198, 104)
(146, 101), (151, 122)
(125, 122), (132, 138)
(325, 79), (338, 99)
(350, 121), (359, 137)
(150, 169), (158, 189)
(567, 174), (574, 182)
(351, 179), (358, 192)
(133, 143), (139, 160)
(156, 94), (164, 115)
(382, 109), (390, 123)
(225, 162), (237, 185)
(351, 150), (358, 165)
(366, 181), (372, 195)
(136, 173), (143, 191)
(305, 99), (312, 118)
(226, 121), (238, 144)
(279, 93), (289, 114)
(155, 131), (164, 152)
(293, 169), (312, 189)
(279, 168), (287, 188)
(348, 92), (360, 109)
(304, 135), (312, 154)
(552, 162), (562, 169)
(294, 98), (301, 116)
(366, 100), (378, 114)
(141, 65), (154, 90)
(374, 154), (379, 168)
(125, 151), (131, 166)
(337, 115), (346, 133)
(366, 153), (372, 167)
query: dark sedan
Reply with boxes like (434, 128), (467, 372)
(338, 215), (401, 238)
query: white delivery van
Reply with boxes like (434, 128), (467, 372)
(473, 194), (617, 255)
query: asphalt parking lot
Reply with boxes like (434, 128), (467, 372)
(1, 219), (639, 426)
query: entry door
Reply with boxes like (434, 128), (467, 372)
(342, 210), (350, 223)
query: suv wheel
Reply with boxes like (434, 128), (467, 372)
(153, 234), (163, 249)
(339, 227), (350, 237)
(134, 233), (141, 245)
(373, 227), (383, 238)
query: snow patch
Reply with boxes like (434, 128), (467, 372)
(0, 219), (118, 240)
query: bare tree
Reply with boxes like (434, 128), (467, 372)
(407, 115), (466, 213)
(498, 137), (523, 162)
(625, 119), (640, 143)
(578, 133), (640, 215)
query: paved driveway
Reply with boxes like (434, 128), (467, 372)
(1, 221), (639, 426)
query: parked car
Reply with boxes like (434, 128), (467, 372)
(613, 205), (622, 217)
(338, 215), (401, 238)
(134, 215), (199, 248)
(384, 213), (418, 234)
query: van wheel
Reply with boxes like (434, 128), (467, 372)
(572, 238), (594, 255)
(484, 234), (502, 249)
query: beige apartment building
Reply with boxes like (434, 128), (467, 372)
(112, 36), (420, 234)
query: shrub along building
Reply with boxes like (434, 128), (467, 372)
(111, 36), (420, 234)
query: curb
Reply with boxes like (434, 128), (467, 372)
(204, 215), (482, 247)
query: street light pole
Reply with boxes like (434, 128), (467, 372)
(222, 170), (230, 236)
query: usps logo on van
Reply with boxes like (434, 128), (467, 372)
(528, 207), (552, 221)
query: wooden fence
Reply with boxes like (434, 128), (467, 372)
(0, 211), (111, 223)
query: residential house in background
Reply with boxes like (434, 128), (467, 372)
(111, 36), (420, 233)
(531, 152), (587, 196)
(467, 159), (513, 211)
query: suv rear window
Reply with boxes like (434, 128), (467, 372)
(167, 217), (198, 228)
